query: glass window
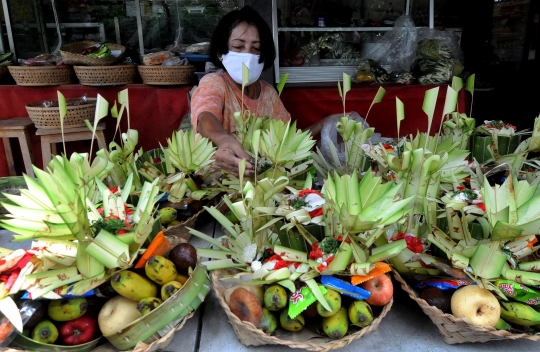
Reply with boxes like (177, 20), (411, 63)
(139, 0), (243, 52)
(1, 0), (243, 60)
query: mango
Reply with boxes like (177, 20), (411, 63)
(322, 307), (348, 339)
(279, 309), (305, 332)
(317, 288), (341, 317)
(264, 285), (287, 311)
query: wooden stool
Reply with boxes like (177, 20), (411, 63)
(0, 117), (36, 177)
(37, 123), (107, 166)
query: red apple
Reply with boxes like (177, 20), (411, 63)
(360, 274), (393, 306)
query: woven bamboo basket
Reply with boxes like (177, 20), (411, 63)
(7, 65), (73, 86)
(25, 98), (96, 129)
(212, 269), (393, 351)
(60, 41), (125, 66)
(393, 270), (540, 344)
(138, 65), (195, 85)
(74, 65), (137, 86)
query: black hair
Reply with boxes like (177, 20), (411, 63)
(210, 5), (275, 70)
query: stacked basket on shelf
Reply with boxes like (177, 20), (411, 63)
(138, 51), (195, 85)
(8, 65), (73, 87)
(25, 97), (96, 130)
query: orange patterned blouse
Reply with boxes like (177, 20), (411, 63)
(190, 71), (291, 134)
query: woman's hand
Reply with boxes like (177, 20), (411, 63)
(214, 135), (254, 177)
(196, 112), (254, 177)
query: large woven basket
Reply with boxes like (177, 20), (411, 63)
(74, 65), (137, 86)
(212, 269), (393, 351)
(393, 270), (540, 344)
(25, 98), (96, 129)
(7, 65), (73, 86)
(60, 41), (125, 66)
(138, 65), (195, 85)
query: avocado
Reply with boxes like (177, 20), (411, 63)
(420, 287), (452, 313)
(168, 243), (198, 273)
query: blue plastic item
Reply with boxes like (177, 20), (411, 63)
(181, 53), (210, 62)
(320, 275), (371, 300)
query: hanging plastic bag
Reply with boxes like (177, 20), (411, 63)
(319, 112), (392, 166)
(365, 15), (418, 72)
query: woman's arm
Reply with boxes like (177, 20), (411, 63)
(197, 111), (254, 177)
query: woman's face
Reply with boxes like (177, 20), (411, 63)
(226, 22), (261, 55)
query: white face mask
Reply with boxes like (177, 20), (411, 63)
(221, 52), (264, 86)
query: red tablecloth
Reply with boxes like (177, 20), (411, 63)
(0, 83), (466, 177)
(280, 84), (468, 137)
(0, 84), (192, 176)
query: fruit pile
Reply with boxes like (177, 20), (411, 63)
(227, 273), (393, 339)
(2, 241), (199, 348)
(416, 277), (540, 331)
(98, 242), (198, 336)
(23, 298), (98, 346)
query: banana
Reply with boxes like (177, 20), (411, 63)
(145, 255), (178, 285)
(494, 318), (511, 330)
(47, 298), (87, 321)
(111, 270), (158, 301)
(137, 297), (163, 316)
(322, 307), (349, 339)
(258, 307), (278, 335)
(32, 320), (58, 344)
(158, 207), (177, 225)
(499, 300), (540, 326)
(263, 285), (287, 311)
(161, 281), (183, 301)
(348, 300), (373, 327)
(317, 289), (341, 317)
(279, 309), (305, 331)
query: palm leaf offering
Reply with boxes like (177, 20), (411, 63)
(4, 71), (540, 346)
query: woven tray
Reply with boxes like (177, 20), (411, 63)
(212, 269), (393, 351)
(60, 41), (125, 66)
(25, 98), (96, 129)
(74, 65), (137, 86)
(7, 65), (73, 86)
(138, 65), (195, 85)
(393, 270), (540, 344)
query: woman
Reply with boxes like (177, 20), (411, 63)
(191, 5), (325, 176)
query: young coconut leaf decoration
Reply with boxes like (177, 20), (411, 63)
(0, 95), (162, 298)
(322, 169), (414, 248)
(189, 159), (289, 271)
(163, 129), (219, 202)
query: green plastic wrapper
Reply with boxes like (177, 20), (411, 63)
(288, 284), (327, 319)
(496, 279), (540, 306)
